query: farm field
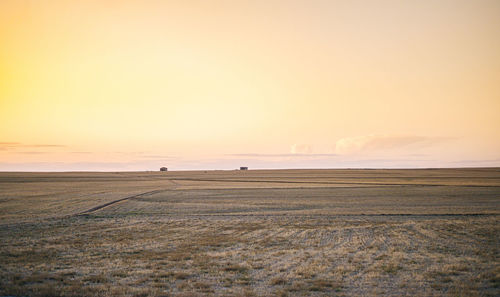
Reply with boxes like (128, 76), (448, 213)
(0, 168), (499, 296)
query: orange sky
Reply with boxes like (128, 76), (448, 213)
(1, 0), (499, 170)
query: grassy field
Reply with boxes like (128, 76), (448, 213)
(0, 168), (499, 296)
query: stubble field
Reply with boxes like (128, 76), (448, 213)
(0, 168), (499, 296)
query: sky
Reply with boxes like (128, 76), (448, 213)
(1, 0), (499, 171)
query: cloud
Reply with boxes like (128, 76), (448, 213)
(138, 155), (179, 160)
(0, 142), (21, 150)
(0, 142), (66, 151)
(24, 144), (66, 148)
(227, 144), (338, 160)
(335, 135), (449, 154)
(16, 151), (51, 155)
(228, 153), (338, 158)
(3, 155), (496, 171)
(290, 144), (313, 154)
(451, 158), (500, 166)
(0, 159), (176, 172)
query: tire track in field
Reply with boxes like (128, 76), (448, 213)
(165, 177), (500, 188)
(76, 179), (180, 216)
(77, 180), (180, 215)
(76, 189), (167, 215)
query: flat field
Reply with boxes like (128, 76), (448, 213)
(0, 168), (499, 296)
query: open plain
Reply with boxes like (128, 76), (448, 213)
(0, 168), (499, 296)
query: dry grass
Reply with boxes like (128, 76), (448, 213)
(0, 168), (499, 296)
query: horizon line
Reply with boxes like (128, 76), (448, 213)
(1, 166), (499, 173)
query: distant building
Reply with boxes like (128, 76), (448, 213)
(160, 167), (168, 172)
(240, 167), (248, 170)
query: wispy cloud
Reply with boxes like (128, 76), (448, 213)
(0, 142), (67, 151)
(16, 151), (51, 155)
(2, 155), (497, 171)
(335, 135), (450, 154)
(451, 159), (500, 166)
(227, 153), (338, 158)
(138, 155), (179, 160)
(24, 144), (66, 148)
(0, 142), (20, 150)
(227, 144), (337, 159)
(290, 144), (313, 154)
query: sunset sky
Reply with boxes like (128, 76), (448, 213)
(1, 0), (499, 171)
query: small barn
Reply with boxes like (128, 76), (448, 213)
(160, 167), (168, 172)
(240, 167), (248, 171)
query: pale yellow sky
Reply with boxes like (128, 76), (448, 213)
(1, 0), (499, 170)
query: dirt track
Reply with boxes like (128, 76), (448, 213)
(77, 189), (169, 215)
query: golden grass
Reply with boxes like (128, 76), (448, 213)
(0, 168), (499, 296)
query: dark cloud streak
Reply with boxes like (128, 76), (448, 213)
(0, 142), (67, 150)
(227, 153), (338, 158)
